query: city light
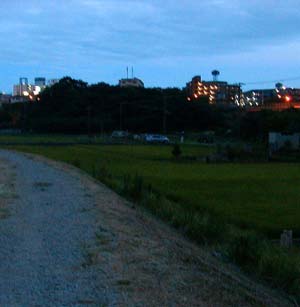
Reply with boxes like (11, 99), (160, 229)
(285, 96), (292, 102)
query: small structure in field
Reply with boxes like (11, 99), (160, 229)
(269, 132), (300, 154)
(280, 230), (293, 248)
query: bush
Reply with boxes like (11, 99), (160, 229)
(172, 144), (182, 159)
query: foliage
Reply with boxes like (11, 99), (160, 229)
(239, 109), (300, 140)
(0, 76), (240, 133)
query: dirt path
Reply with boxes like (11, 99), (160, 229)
(0, 150), (293, 306)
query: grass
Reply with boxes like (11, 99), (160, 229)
(5, 143), (300, 237)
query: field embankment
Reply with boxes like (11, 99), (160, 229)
(3, 143), (300, 302)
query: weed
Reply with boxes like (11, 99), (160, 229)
(71, 159), (81, 168)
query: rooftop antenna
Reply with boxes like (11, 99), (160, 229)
(126, 67), (129, 79)
(212, 70), (220, 82)
(132, 67), (134, 78)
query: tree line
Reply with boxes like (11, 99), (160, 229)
(0, 77), (231, 134)
(1, 76), (300, 139)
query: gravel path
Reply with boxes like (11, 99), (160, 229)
(0, 150), (118, 306)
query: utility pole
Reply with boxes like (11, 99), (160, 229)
(87, 105), (92, 139)
(119, 102), (123, 130)
(162, 91), (167, 134)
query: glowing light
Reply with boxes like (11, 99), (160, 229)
(194, 94), (198, 98)
(285, 96), (291, 102)
(23, 91), (29, 96)
(33, 86), (41, 96)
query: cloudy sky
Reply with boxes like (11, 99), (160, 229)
(1, 0), (300, 93)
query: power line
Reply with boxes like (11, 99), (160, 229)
(243, 76), (300, 86)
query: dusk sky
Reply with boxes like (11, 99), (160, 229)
(1, 0), (300, 93)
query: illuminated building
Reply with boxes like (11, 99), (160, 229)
(244, 85), (300, 106)
(186, 75), (243, 106)
(243, 89), (276, 106)
(12, 77), (44, 101)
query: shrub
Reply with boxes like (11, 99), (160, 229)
(172, 143), (182, 159)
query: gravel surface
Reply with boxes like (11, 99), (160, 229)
(0, 150), (119, 306)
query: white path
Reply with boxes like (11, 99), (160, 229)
(0, 150), (118, 306)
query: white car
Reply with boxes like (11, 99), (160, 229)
(111, 130), (129, 138)
(145, 134), (170, 144)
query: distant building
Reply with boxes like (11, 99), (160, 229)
(13, 84), (42, 97)
(119, 67), (144, 88)
(12, 77), (44, 101)
(186, 75), (242, 106)
(244, 89), (277, 106)
(119, 77), (144, 88)
(48, 79), (59, 87)
(244, 85), (300, 107)
(13, 84), (29, 96)
(0, 94), (11, 105)
(35, 77), (46, 87)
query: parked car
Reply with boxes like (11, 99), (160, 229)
(198, 131), (215, 144)
(111, 130), (129, 138)
(145, 134), (170, 144)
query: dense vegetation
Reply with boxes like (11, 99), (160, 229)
(2, 77), (300, 141)
(0, 77), (234, 134)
